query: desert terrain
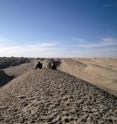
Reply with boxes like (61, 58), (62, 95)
(0, 57), (117, 123)
(59, 58), (117, 97)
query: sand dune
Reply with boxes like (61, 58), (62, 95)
(3, 58), (60, 77)
(3, 62), (34, 77)
(77, 58), (117, 71)
(2, 58), (117, 97)
(59, 59), (117, 96)
(2, 58), (117, 96)
(0, 70), (14, 87)
(0, 69), (116, 124)
(0, 57), (31, 69)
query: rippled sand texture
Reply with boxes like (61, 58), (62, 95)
(0, 69), (116, 124)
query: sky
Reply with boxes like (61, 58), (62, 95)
(0, 0), (117, 57)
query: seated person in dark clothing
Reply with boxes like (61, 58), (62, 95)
(35, 62), (42, 69)
(52, 63), (57, 70)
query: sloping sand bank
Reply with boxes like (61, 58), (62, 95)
(0, 69), (116, 124)
(59, 59), (117, 97)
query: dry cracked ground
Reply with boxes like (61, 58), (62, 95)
(0, 69), (117, 124)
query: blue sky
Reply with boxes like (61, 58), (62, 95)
(0, 0), (117, 57)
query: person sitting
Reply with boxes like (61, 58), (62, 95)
(35, 62), (42, 69)
(52, 63), (57, 70)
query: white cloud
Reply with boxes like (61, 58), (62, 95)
(77, 42), (117, 48)
(102, 38), (115, 43)
(0, 42), (66, 57)
(70, 37), (117, 57)
(0, 37), (117, 57)
(76, 37), (117, 48)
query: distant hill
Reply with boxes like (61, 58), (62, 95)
(0, 57), (31, 69)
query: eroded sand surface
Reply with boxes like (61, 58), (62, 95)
(0, 69), (116, 124)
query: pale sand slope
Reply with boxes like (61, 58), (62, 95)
(3, 61), (34, 77)
(77, 58), (117, 71)
(59, 59), (117, 97)
(0, 69), (117, 124)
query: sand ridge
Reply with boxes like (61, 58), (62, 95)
(0, 69), (117, 124)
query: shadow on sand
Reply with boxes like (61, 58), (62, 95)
(0, 70), (14, 87)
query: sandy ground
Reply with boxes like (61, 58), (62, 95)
(59, 59), (117, 97)
(2, 58), (117, 97)
(0, 69), (117, 124)
(3, 62), (34, 77)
